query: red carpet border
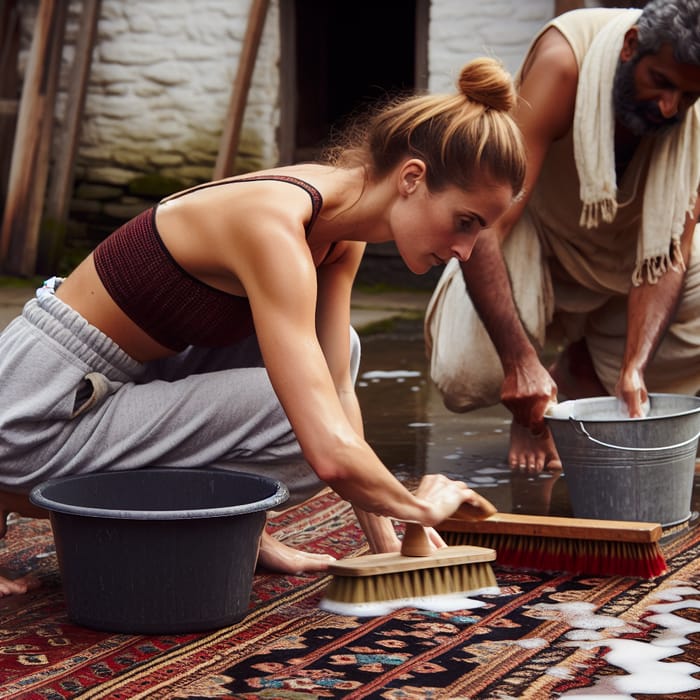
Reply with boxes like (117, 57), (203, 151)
(1, 488), (699, 699)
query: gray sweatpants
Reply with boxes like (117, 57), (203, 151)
(0, 290), (361, 506)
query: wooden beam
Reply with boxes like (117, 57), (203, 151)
(0, 1), (20, 98)
(22, 0), (68, 275)
(213, 0), (269, 180)
(0, 0), (21, 239)
(0, 0), (59, 273)
(41, 0), (101, 271)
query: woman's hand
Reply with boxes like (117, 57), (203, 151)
(412, 473), (496, 527)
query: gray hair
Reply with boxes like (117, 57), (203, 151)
(636, 0), (700, 65)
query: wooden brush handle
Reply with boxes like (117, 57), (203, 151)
(401, 522), (433, 557)
(400, 490), (497, 557)
(439, 512), (662, 542)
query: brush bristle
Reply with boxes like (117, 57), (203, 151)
(440, 531), (667, 579)
(322, 560), (497, 609)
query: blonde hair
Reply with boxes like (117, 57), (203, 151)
(323, 57), (526, 197)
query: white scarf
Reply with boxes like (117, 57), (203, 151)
(573, 9), (700, 285)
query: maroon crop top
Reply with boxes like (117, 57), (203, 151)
(93, 175), (323, 351)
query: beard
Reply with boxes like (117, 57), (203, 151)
(612, 55), (680, 136)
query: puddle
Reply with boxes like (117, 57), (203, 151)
(356, 320), (700, 518)
(356, 320), (700, 696)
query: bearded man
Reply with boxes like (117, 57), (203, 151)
(426, 0), (700, 473)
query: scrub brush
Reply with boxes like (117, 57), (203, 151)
(437, 512), (667, 579)
(320, 495), (500, 617)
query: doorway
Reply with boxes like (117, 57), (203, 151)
(279, 0), (428, 163)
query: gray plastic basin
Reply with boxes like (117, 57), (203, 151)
(30, 468), (289, 634)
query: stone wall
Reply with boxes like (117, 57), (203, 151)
(17, 0), (557, 257)
(19, 0), (281, 250)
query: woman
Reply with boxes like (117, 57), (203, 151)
(0, 57), (526, 595)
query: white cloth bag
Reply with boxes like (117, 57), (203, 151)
(424, 216), (551, 412)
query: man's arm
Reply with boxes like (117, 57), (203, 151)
(461, 231), (555, 431)
(618, 197), (700, 415)
(459, 27), (579, 431)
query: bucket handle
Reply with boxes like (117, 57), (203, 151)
(570, 418), (700, 452)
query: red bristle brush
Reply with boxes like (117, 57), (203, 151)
(437, 512), (667, 579)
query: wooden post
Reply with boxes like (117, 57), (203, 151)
(213, 0), (269, 180)
(0, 1), (21, 210)
(40, 0), (101, 272)
(22, 0), (68, 275)
(0, 0), (65, 275)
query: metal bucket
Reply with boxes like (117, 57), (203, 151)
(545, 393), (700, 527)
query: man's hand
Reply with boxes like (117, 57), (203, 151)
(500, 355), (558, 433)
(615, 365), (649, 418)
(502, 357), (561, 473)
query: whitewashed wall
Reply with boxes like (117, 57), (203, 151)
(78, 0), (281, 185)
(428, 0), (554, 93)
(16, 0), (556, 243)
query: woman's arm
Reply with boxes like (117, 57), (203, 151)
(315, 241), (403, 551)
(234, 217), (477, 527)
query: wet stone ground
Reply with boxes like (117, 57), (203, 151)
(355, 318), (700, 521)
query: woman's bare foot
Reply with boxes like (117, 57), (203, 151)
(508, 421), (562, 474)
(0, 571), (41, 597)
(0, 507), (41, 597)
(256, 530), (336, 574)
(0, 494), (49, 597)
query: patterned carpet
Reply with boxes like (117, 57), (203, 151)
(1, 488), (700, 699)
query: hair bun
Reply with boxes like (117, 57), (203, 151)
(457, 57), (517, 112)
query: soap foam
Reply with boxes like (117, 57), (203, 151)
(320, 588), (500, 618)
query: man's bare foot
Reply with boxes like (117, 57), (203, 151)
(548, 338), (607, 400)
(507, 337), (604, 474)
(256, 530), (336, 575)
(508, 421), (562, 474)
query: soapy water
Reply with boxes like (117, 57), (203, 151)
(548, 396), (651, 421)
(355, 326), (700, 691)
(549, 586), (700, 697)
(356, 324), (700, 518)
(319, 588), (499, 618)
